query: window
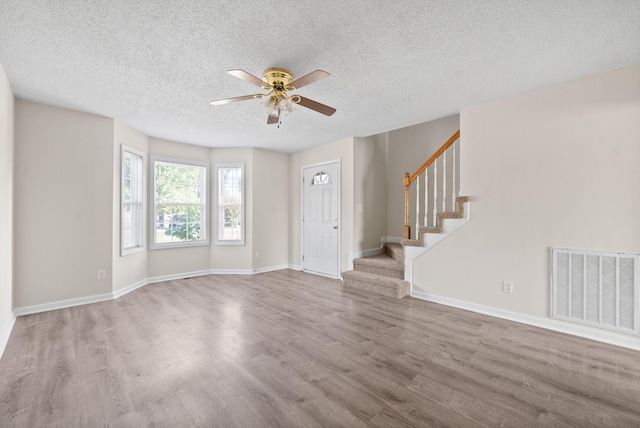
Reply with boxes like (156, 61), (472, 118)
(151, 156), (208, 249)
(216, 163), (244, 245)
(121, 146), (144, 255)
(311, 171), (331, 185)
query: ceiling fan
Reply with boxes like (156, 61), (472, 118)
(210, 68), (336, 126)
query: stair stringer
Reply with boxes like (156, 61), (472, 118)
(404, 200), (471, 289)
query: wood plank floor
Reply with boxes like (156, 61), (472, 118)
(1, 269), (640, 427)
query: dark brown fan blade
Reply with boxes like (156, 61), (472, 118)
(287, 70), (330, 90)
(267, 108), (280, 125)
(227, 69), (271, 88)
(295, 96), (336, 116)
(210, 94), (265, 105)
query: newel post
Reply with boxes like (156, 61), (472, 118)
(403, 172), (411, 239)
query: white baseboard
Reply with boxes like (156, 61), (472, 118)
(112, 278), (148, 299)
(0, 314), (16, 361)
(411, 291), (640, 351)
(209, 268), (254, 275)
(288, 264), (302, 271)
(147, 269), (213, 284)
(253, 264), (291, 274)
(13, 292), (114, 317)
(12, 265), (296, 318)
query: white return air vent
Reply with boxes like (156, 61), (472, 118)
(552, 248), (639, 335)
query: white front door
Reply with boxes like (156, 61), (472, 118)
(302, 161), (340, 278)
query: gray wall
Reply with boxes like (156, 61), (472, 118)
(353, 134), (388, 252)
(386, 115), (460, 238)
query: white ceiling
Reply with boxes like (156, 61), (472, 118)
(1, 1), (639, 153)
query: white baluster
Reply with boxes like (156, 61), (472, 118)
(415, 174), (420, 237)
(442, 149), (447, 213)
(452, 140), (457, 206)
(433, 156), (438, 225)
(424, 169), (428, 227)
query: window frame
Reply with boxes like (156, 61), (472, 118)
(150, 155), (209, 250)
(121, 145), (145, 256)
(216, 162), (245, 246)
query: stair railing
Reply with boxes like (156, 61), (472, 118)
(403, 130), (460, 240)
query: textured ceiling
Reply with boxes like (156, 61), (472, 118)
(1, 1), (639, 152)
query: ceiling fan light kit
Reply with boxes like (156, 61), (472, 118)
(211, 67), (336, 126)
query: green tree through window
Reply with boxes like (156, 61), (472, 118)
(152, 158), (208, 248)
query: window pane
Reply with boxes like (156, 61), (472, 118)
(152, 158), (207, 248)
(122, 148), (144, 254)
(122, 203), (133, 247)
(222, 205), (241, 240)
(217, 164), (244, 244)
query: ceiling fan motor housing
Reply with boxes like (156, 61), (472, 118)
(262, 68), (294, 91)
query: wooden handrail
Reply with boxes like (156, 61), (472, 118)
(408, 129), (460, 185)
(403, 129), (460, 239)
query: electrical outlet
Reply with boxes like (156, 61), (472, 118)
(502, 280), (513, 294)
(255, 251), (260, 259)
(97, 270), (106, 280)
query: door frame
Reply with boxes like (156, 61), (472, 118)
(301, 159), (341, 278)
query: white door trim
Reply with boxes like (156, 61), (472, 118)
(301, 159), (341, 278)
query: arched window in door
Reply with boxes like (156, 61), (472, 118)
(311, 171), (331, 185)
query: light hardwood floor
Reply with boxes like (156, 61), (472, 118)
(1, 269), (640, 427)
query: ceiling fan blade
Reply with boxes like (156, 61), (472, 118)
(227, 69), (271, 88)
(295, 96), (336, 116)
(210, 94), (265, 105)
(287, 70), (330, 90)
(267, 108), (280, 124)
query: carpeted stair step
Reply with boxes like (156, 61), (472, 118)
(342, 270), (409, 298)
(384, 242), (405, 265)
(401, 239), (421, 247)
(354, 253), (404, 279)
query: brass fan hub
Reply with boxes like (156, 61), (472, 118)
(262, 68), (293, 91)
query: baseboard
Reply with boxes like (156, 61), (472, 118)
(112, 278), (148, 299)
(253, 264), (291, 274)
(147, 269), (213, 284)
(209, 268), (254, 275)
(13, 292), (114, 317)
(0, 314), (16, 361)
(411, 291), (640, 351)
(12, 266), (297, 318)
(288, 264), (302, 271)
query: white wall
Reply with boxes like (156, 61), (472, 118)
(288, 138), (354, 273)
(252, 148), (289, 270)
(14, 101), (114, 307)
(353, 135), (388, 252)
(0, 62), (14, 347)
(112, 121), (149, 292)
(386, 115), (460, 237)
(147, 137), (211, 278)
(413, 64), (640, 320)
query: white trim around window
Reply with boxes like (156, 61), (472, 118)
(151, 155), (209, 249)
(216, 163), (245, 246)
(121, 145), (145, 256)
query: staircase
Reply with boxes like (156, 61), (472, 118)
(402, 196), (470, 248)
(341, 129), (470, 299)
(342, 243), (410, 298)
